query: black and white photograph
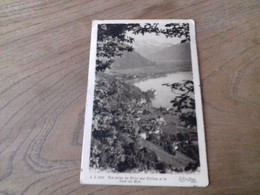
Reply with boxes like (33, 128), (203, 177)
(81, 20), (208, 187)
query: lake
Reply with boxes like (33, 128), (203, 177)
(134, 71), (193, 108)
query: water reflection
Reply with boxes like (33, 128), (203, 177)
(134, 71), (192, 108)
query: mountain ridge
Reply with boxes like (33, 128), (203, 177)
(111, 50), (156, 70)
(147, 42), (191, 63)
(111, 42), (191, 70)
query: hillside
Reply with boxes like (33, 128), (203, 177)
(90, 73), (200, 173)
(148, 42), (191, 63)
(111, 50), (156, 70)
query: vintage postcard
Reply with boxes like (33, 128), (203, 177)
(80, 20), (208, 187)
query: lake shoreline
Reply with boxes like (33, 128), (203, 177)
(125, 70), (191, 85)
(133, 71), (193, 108)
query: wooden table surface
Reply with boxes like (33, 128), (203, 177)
(1, 0), (259, 194)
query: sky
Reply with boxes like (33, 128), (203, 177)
(130, 32), (182, 47)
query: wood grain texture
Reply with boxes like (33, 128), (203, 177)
(0, 0), (259, 194)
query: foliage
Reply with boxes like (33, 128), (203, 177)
(164, 80), (197, 128)
(90, 74), (199, 172)
(90, 74), (165, 172)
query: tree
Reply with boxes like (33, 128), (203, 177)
(167, 80), (196, 127)
(96, 23), (190, 72)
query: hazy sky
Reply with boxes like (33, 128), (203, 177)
(130, 32), (182, 46)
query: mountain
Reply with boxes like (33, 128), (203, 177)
(133, 39), (173, 59)
(144, 42), (191, 63)
(111, 50), (156, 70)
